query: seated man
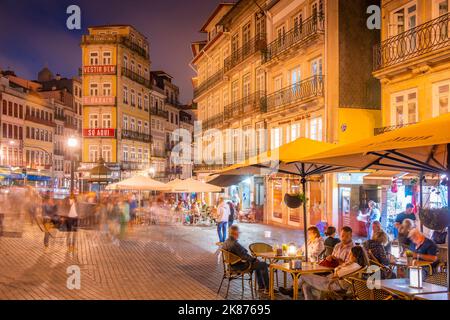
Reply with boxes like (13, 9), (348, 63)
(323, 226), (354, 267)
(301, 246), (369, 300)
(408, 228), (439, 275)
(222, 225), (269, 292)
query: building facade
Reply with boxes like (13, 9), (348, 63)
(191, 0), (382, 230)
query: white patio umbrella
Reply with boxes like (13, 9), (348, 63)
(114, 175), (169, 191)
(168, 178), (222, 193)
(105, 182), (120, 190)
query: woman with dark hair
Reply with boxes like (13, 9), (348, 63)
(300, 246), (369, 300)
(66, 196), (79, 252)
(300, 226), (325, 262)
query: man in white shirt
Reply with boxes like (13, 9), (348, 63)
(217, 197), (230, 243)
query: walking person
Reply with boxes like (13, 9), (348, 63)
(42, 195), (58, 250)
(217, 197), (230, 243)
(66, 196), (79, 252)
(366, 200), (381, 240)
(227, 201), (235, 227)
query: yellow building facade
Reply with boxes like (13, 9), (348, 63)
(81, 25), (152, 181)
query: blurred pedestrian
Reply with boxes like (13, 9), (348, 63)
(67, 195), (79, 252)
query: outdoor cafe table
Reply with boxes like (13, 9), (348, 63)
(254, 252), (303, 287)
(415, 292), (450, 300)
(379, 278), (448, 299)
(269, 262), (333, 300)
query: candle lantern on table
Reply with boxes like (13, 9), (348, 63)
(409, 266), (423, 289)
(288, 243), (297, 257)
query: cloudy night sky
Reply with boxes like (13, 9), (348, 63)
(0, 0), (225, 103)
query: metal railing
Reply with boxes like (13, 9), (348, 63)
(202, 113), (224, 130)
(263, 76), (324, 112)
(263, 14), (324, 63)
(224, 34), (267, 72)
(121, 130), (151, 143)
(374, 122), (416, 135)
(193, 69), (224, 98)
(25, 114), (56, 127)
(374, 12), (450, 70)
(224, 91), (265, 121)
(150, 108), (169, 119)
(121, 67), (151, 88)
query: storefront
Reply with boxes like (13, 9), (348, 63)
(266, 174), (324, 229)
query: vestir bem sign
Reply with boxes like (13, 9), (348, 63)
(83, 65), (116, 74)
(83, 128), (116, 138)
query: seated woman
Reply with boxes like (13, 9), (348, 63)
(324, 226), (341, 256)
(363, 231), (390, 266)
(300, 246), (369, 300)
(300, 226), (325, 262)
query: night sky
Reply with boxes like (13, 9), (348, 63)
(0, 0), (225, 103)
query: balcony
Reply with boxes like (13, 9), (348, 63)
(25, 114), (56, 127)
(374, 13), (450, 71)
(121, 161), (150, 171)
(194, 163), (225, 172)
(374, 122), (416, 136)
(150, 107), (169, 119)
(202, 113), (224, 130)
(151, 149), (166, 158)
(121, 67), (151, 88)
(224, 91), (265, 121)
(54, 149), (64, 157)
(121, 129), (151, 143)
(263, 76), (324, 112)
(165, 98), (183, 107)
(54, 113), (65, 121)
(193, 69), (224, 99)
(263, 14), (325, 63)
(224, 34), (267, 73)
(81, 35), (149, 59)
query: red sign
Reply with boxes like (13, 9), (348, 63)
(83, 65), (116, 74)
(83, 96), (116, 106)
(83, 128), (116, 138)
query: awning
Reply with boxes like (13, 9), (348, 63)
(303, 114), (450, 174)
(208, 174), (251, 188)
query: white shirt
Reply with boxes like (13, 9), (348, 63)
(301, 237), (325, 262)
(334, 262), (362, 278)
(218, 203), (230, 222)
(68, 202), (78, 218)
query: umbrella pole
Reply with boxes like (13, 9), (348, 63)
(419, 173), (424, 233)
(301, 177), (308, 263)
(446, 143), (450, 292)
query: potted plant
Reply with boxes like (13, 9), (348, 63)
(419, 207), (449, 231)
(284, 193), (307, 209)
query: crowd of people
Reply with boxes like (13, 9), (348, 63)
(221, 202), (443, 299)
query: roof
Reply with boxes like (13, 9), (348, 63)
(200, 2), (235, 33)
(88, 24), (148, 39)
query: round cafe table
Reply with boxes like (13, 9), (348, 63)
(253, 251), (304, 288)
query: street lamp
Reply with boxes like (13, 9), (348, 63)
(67, 136), (79, 196)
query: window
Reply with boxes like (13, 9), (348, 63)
(124, 55), (128, 69)
(255, 12), (266, 38)
(102, 114), (111, 128)
(102, 83), (111, 96)
(131, 89), (136, 106)
(130, 118), (136, 131)
(231, 33), (240, 54)
(311, 57), (323, 77)
(309, 117), (323, 141)
(433, 80), (450, 117)
(102, 146), (112, 163)
(89, 83), (99, 96)
(102, 51), (112, 65)
(89, 145), (99, 162)
(131, 60), (135, 73)
(231, 80), (240, 103)
(390, 3), (417, 37)
(137, 120), (142, 133)
(242, 22), (251, 48)
(256, 69), (265, 93)
(293, 11), (303, 35)
(243, 73), (251, 98)
(290, 123), (301, 142)
(130, 147), (136, 160)
(391, 89), (418, 125)
(144, 122), (149, 134)
(137, 93), (142, 109)
(89, 114), (99, 128)
(271, 127), (282, 149)
(277, 25), (286, 47)
(123, 146), (128, 161)
(137, 64), (142, 76)
(291, 66), (301, 85)
(123, 86), (128, 104)
(144, 95), (149, 111)
(123, 115), (128, 129)
(433, 0), (449, 18)
(89, 52), (99, 65)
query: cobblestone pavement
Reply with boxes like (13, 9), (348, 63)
(0, 220), (304, 300)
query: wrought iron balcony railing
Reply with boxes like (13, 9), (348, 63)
(150, 107), (169, 119)
(121, 161), (150, 171)
(54, 114), (65, 121)
(193, 69), (224, 98)
(224, 34), (267, 72)
(202, 113), (224, 130)
(374, 12), (450, 70)
(263, 14), (324, 63)
(121, 129), (151, 143)
(374, 122), (416, 136)
(262, 76), (324, 112)
(121, 67), (151, 88)
(151, 149), (166, 158)
(224, 91), (265, 121)
(25, 114), (57, 127)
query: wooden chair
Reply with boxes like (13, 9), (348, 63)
(424, 272), (447, 287)
(249, 242), (278, 289)
(323, 267), (367, 300)
(218, 249), (255, 299)
(348, 277), (394, 300)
